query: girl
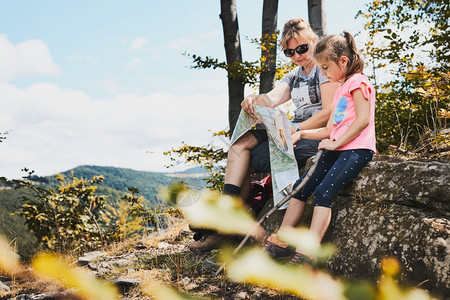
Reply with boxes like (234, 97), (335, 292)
(263, 31), (376, 264)
(190, 18), (339, 252)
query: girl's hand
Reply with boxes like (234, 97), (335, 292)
(241, 95), (257, 116)
(318, 139), (339, 151)
(292, 131), (302, 145)
(290, 125), (296, 135)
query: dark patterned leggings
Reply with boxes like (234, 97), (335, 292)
(292, 149), (374, 208)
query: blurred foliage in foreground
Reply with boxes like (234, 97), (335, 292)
(157, 184), (437, 300)
(0, 184), (440, 299)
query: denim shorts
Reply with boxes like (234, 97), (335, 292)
(249, 129), (319, 173)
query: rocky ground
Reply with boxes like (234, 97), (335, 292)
(0, 220), (304, 300)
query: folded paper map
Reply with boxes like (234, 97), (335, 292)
(230, 106), (299, 209)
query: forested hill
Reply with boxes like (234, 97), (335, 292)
(54, 165), (207, 204)
(0, 165), (207, 257)
(60, 165), (177, 204)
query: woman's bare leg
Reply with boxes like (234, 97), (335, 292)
(224, 132), (258, 188)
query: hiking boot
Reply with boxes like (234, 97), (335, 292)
(189, 233), (225, 252)
(287, 252), (314, 267)
(263, 240), (295, 261)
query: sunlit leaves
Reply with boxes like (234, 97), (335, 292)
(377, 258), (431, 300)
(166, 184), (435, 299)
(185, 32), (295, 90)
(225, 247), (433, 300)
(277, 227), (334, 261)
(178, 189), (255, 235)
(1, 236), (119, 299)
(32, 253), (118, 300)
(0, 235), (20, 274)
(225, 248), (345, 300)
(185, 53), (260, 87)
(143, 282), (201, 300)
(16, 173), (110, 252)
(163, 131), (229, 191)
(358, 1), (449, 153)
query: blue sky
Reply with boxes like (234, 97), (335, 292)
(0, 0), (368, 179)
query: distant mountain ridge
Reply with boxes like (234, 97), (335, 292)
(58, 165), (207, 203)
(178, 166), (208, 174)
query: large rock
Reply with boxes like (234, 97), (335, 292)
(339, 156), (450, 215)
(325, 198), (449, 295)
(261, 155), (450, 296)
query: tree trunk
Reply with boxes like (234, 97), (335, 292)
(259, 0), (279, 94)
(307, 0), (327, 38)
(220, 0), (245, 135)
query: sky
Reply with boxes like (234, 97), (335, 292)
(0, 0), (368, 179)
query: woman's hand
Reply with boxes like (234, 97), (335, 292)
(241, 94), (258, 116)
(318, 139), (339, 151)
(291, 130), (302, 145)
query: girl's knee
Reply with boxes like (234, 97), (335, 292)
(313, 196), (332, 208)
(313, 187), (333, 208)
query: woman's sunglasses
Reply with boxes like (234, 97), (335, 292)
(283, 43), (310, 57)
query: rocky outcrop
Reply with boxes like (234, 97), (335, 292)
(338, 156), (450, 215)
(291, 155), (449, 297)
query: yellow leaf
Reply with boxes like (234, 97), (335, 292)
(226, 248), (345, 300)
(32, 253), (118, 300)
(0, 235), (20, 274)
(179, 190), (255, 235)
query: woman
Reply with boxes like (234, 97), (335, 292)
(190, 18), (340, 252)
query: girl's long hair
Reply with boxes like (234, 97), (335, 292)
(314, 31), (364, 78)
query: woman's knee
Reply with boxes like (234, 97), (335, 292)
(231, 133), (258, 152)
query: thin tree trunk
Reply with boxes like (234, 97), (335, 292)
(308, 0), (327, 38)
(220, 0), (245, 135)
(259, 0), (279, 94)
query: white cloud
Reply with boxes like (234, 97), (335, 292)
(130, 37), (149, 51)
(0, 34), (61, 82)
(0, 82), (228, 179)
(96, 79), (123, 93)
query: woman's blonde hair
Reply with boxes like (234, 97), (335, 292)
(313, 31), (364, 78)
(280, 18), (318, 49)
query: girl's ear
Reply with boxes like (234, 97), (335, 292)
(339, 56), (349, 68)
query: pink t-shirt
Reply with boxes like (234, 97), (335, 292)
(330, 73), (376, 152)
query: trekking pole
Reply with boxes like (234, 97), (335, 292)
(215, 149), (324, 275)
